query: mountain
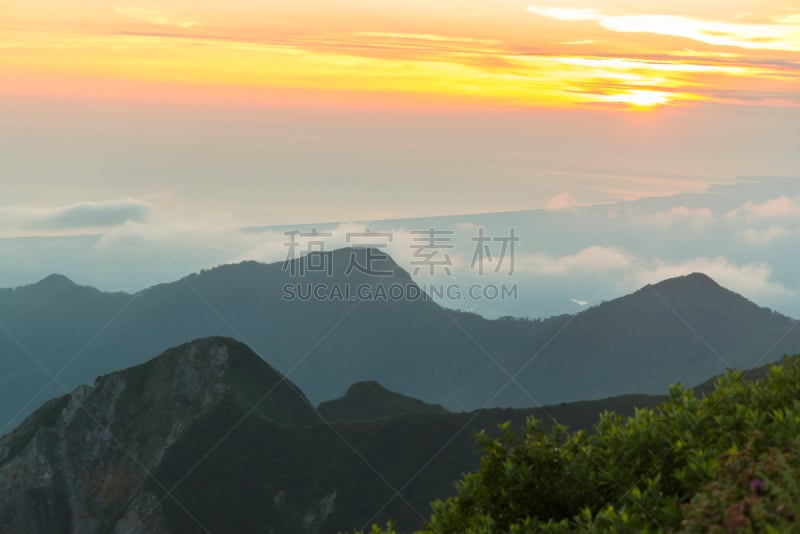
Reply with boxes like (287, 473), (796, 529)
(0, 338), (317, 533)
(318, 381), (448, 422)
(1, 250), (798, 431)
(0, 338), (665, 533)
(0, 248), (538, 429)
(691, 356), (778, 396)
(502, 272), (800, 403)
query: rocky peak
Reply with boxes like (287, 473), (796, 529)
(0, 337), (318, 533)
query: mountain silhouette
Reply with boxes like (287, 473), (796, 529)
(319, 381), (448, 422)
(0, 249), (797, 431)
(0, 337), (665, 533)
(507, 271), (798, 402)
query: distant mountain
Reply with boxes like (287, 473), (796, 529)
(319, 381), (448, 422)
(691, 357), (778, 396)
(0, 338), (664, 533)
(506, 272), (800, 402)
(1, 249), (798, 431)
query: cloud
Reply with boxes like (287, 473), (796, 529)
(351, 32), (500, 45)
(553, 40), (596, 45)
(97, 219), (239, 249)
(528, 6), (599, 22)
(633, 256), (793, 298)
(635, 206), (715, 228)
(0, 199), (152, 233)
(518, 246), (633, 275)
(545, 193), (580, 211)
(738, 225), (795, 244)
(115, 3), (199, 28)
(528, 4), (800, 52)
(778, 13), (800, 25)
(571, 298), (588, 306)
(727, 196), (800, 221)
(97, 220), (472, 278)
(514, 242), (793, 300)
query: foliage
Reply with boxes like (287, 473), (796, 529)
(364, 355), (800, 533)
(682, 436), (800, 532)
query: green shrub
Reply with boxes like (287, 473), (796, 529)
(362, 355), (800, 533)
(682, 436), (800, 532)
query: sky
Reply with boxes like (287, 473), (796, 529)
(1, 1), (799, 317)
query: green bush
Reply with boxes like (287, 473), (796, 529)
(363, 355), (800, 533)
(682, 436), (800, 532)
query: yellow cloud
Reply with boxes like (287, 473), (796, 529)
(115, 3), (199, 29)
(2, 2), (798, 111)
(352, 32), (500, 45)
(528, 4), (800, 52)
(527, 6), (599, 22)
(602, 90), (674, 107)
(553, 40), (596, 45)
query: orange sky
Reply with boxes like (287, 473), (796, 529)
(2, 0), (799, 110)
(1, 1), (799, 231)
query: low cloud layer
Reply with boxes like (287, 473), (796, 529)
(727, 195), (800, 222)
(635, 206), (716, 228)
(518, 246), (632, 275)
(0, 199), (152, 234)
(515, 245), (792, 299)
(0, 178), (798, 319)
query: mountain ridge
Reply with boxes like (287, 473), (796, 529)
(0, 337), (667, 533)
(318, 380), (449, 422)
(1, 249), (797, 431)
(2, 336), (788, 533)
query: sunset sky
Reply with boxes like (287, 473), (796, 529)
(3, 0), (800, 108)
(3, 2), (799, 223)
(0, 1), (799, 318)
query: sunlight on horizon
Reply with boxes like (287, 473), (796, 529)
(1, 1), (798, 111)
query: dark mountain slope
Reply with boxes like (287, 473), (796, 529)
(0, 249), (538, 428)
(0, 275), (130, 434)
(691, 356), (778, 396)
(318, 381), (448, 422)
(1, 251), (798, 431)
(0, 338), (665, 534)
(0, 337), (318, 533)
(510, 272), (799, 401)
